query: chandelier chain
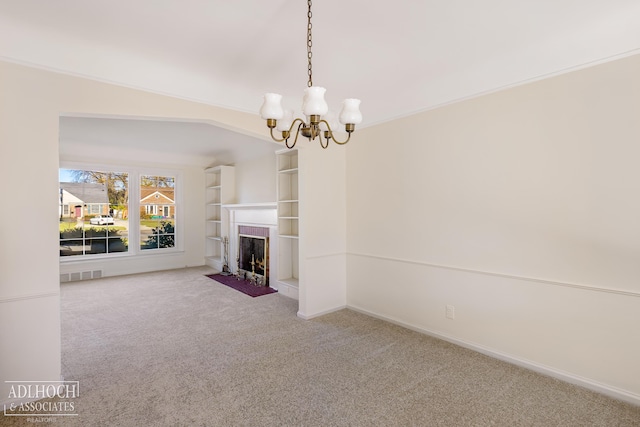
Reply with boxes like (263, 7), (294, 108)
(260, 0), (360, 149)
(307, 0), (313, 87)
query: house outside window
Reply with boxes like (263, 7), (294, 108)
(59, 169), (129, 257)
(140, 175), (176, 250)
(89, 204), (102, 214)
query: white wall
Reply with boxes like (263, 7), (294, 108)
(346, 54), (640, 403)
(0, 60), (267, 405)
(297, 144), (348, 318)
(233, 152), (277, 204)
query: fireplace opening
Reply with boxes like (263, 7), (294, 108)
(238, 234), (268, 285)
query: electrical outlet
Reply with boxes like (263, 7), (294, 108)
(445, 305), (455, 320)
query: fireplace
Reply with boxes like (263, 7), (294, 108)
(237, 226), (269, 285)
(224, 204), (277, 289)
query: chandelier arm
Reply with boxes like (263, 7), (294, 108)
(269, 127), (287, 143)
(319, 119), (352, 145)
(287, 117), (305, 135)
(285, 137), (295, 149)
(286, 121), (306, 149)
(269, 118), (306, 145)
(331, 133), (352, 145)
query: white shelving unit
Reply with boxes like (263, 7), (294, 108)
(205, 165), (235, 271)
(276, 149), (299, 299)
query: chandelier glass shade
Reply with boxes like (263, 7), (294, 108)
(259, 0), (362, 149)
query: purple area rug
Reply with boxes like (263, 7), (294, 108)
(205, 274), (278, 298)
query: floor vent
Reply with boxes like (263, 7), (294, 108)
(60, 270), (104, 282)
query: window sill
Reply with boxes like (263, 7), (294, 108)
(59, 248), (184, 263)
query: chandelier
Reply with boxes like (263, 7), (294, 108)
(259, 0), (362, 149)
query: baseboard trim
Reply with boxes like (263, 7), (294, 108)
(347, 304), (640, 407)
(297, 305), (347, 320)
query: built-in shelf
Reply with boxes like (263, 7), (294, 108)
(278, 277), (299, 288)
(222, 202), (277, 210)
(277, 277), (299, 299)
(280, 278), (298, 288)
(279, 167), (298, 175)
(276, 149), (300, 300)
(204, 166), (235, 271)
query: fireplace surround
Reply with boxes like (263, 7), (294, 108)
(223, 203), (277, 288)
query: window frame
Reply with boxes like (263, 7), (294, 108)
(139, 173), (178, 252)
(59, 162), (183, 262)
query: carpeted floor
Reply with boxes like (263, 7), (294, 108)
(2, 266), (639, 426)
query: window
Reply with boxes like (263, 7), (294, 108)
(60, 167), (180, 259)
(145, 205), (158, 215)
(140, 175), (176, 250)
(59, 169), (129, 257)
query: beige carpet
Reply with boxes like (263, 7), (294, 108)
(3, 266), (639, 426)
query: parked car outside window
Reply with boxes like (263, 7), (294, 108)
(89, 215), (115, 225)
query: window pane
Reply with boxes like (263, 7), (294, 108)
(86, 239), (107, 254)
(140, 175), (176, 250)
(108, 238), (128, 253)
(60, 240), (85, 257)
(60, 169), (129, 257)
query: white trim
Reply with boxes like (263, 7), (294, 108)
(363, 48), (640, 129)
(0, 292), (59, 304)
(0, 56), (258, 118)
(347, 304), (640, 406)
(307, 252), (345, 261)
(349, 252), (640, 298)
(6, 48), (640, 131)
(222, 202), (277, 210)
(297, 305), (346, 320)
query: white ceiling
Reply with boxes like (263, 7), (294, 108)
(58, 116), (281, 167)
(3, 0), (640, 165)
